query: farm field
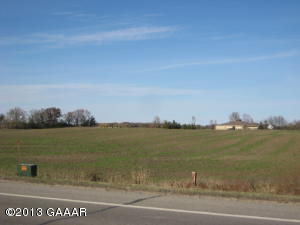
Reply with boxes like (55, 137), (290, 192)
(0, 127), (299, 196)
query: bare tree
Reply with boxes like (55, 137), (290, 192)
(28, 109), (44, 127)
(242, 113), (254, 123)
(153, 115), (161, 128)
(73, 109), (91, 126)
(229, 112), (241, 122)
(6, 107), (27, 128)
(210, 120), (217, 125)
(267, 115), (287, 128)
(0, 113), (5, 128)
(192, 116), (196, 126)
(44, 107), (61, 127)
(64, 109), (93, 127)
(64, 112), (75, 126)
(28, 107), (61, 128)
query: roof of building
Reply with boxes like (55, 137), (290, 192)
(218, 121), (259, 127)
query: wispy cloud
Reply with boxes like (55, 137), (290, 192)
(0, 26), (178, 47)
(0, 83), (204, 104)
(144, 50), (298, 71)
(51, 11), (100, 22)
(66, 26), (177, 43)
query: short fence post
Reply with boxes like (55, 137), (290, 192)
(192, 171), (197, 186)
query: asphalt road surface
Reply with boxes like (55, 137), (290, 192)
(0, 180), (299, 225)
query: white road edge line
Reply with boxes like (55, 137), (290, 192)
(0, 192), (299, 223)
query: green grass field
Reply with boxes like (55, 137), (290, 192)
(0, 128), (299, 196)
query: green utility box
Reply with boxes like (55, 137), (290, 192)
(17, 164), (37, 177)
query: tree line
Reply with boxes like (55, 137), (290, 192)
(154, 116), (199, 129)
(0, 107), (96, 129)
(1, 108), (299, 130)
(227, 112), (298, 130)
(153, 113), (300, 130)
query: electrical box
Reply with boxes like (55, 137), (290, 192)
(17, 164), (37, 177)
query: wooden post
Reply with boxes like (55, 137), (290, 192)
(192, 171), (197, 186)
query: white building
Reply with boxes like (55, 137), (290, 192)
(215, 121), (259, 130)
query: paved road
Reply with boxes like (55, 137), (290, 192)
(0, 180), (299, 225)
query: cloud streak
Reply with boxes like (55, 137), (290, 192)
(51, 11), (112, 23)
(145, 50), (298, 71)
(0, 83), (204, 104)
(0, 26), (177, 47)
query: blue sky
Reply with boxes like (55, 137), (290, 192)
(1, 0), (299, 124)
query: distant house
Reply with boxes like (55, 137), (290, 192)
(215, 121), (259, 130)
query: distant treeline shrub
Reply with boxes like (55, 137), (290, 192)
(163, 120), (182, 129)
(0, 107), (96, 129)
